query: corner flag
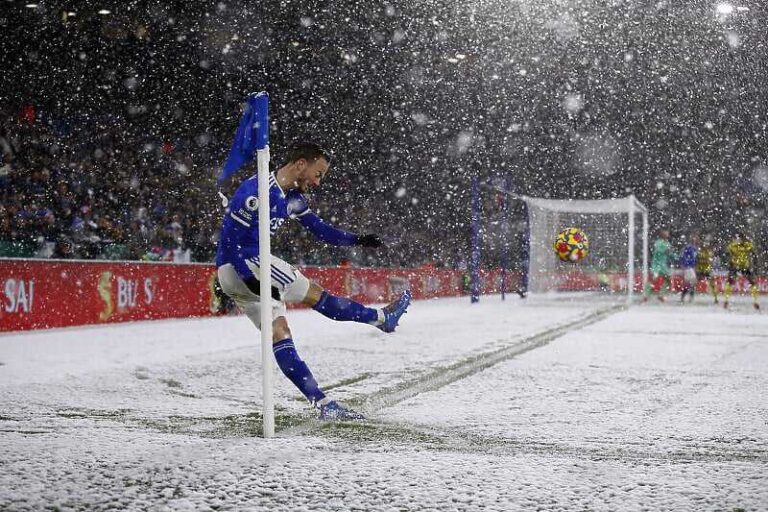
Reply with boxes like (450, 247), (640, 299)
(217, 92), (270, 187)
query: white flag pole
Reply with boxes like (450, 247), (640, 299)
(627, 195), (636, 305)
(253, 92), (274, 438)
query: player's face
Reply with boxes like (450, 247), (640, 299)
(297, 157), (330, 193)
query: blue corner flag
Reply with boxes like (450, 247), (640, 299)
(217, 91), (270, 187)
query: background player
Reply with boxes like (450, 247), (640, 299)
(695, 235), (719, 304)
(679, 235), (698, 303)
(216, 142), (411, 420)
(723, 231), (760, 310)
(645, 229), (674, 302)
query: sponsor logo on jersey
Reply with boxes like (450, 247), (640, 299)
(270, 217), (285, 234)
(245, 196), (259, 211)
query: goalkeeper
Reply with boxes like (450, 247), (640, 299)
(645, 229), (674, 302)
(724, 231), (760, 310)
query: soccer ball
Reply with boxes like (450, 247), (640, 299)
(553, 227), (589, 263)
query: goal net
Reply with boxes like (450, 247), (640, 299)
(519, 195), (648, 303)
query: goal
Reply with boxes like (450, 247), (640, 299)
(519, 195), (649, 303)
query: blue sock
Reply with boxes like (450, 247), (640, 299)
(273, 338), (326, 405)
(312, 291), (379, 324)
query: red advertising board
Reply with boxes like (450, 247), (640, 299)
(0, 259), (219, 332)
(5, 259), (760, 333)
(0, 259), (487, 332)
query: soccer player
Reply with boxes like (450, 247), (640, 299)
(695, 236), (718, 304)
(679, 235), (698, 303)
(645, 229), (674, 302)
(723, 231), (760, 310)
(216, 142), (411, 420)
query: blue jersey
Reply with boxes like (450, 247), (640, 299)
(216, 173), (358, 278)
(679, 244), (697, 269)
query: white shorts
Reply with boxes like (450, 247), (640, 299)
(683, 268), (697, 285)
(217, 256), (311, 329)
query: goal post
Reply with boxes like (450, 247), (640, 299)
(518, 194), (649, 303)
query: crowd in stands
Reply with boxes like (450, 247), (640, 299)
(0, 107), (463, 268)
(0, 109), (215, 263)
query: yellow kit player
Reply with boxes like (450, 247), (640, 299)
(724, 232), (759, 310)
(695, 237), (718, 304)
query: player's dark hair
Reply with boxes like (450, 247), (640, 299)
(285, 142), (332, 164)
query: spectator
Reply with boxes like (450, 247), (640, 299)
(52, 236), (77, 259)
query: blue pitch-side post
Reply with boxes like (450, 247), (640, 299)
(500, 177), (510, 301)
(520, 201), (530, 295)
(252, 92), (274, 438)
(507, 176), (529, 295)
(470, 176), (481, 303)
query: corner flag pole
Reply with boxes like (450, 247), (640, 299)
(253, 92), (274, 438)
(627, 195), (636, 305)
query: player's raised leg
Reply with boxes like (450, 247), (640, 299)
(264, 260), (410, 419)
(302, 282), (411, 333)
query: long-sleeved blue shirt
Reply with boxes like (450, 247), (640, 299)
(216, 173), (358, 278)
(679, 244), (697, 269)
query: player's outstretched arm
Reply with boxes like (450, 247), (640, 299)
(297, 211), (383, 248)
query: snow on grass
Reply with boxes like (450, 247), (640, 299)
(1, 295), (766, 510)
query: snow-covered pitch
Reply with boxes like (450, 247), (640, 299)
(1, 295), (766, 511)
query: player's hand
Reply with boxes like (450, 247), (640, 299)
(358, 234), (384, 248)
